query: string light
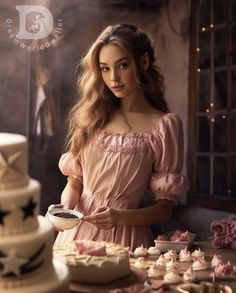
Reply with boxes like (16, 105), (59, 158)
(210, 103), (214, 107)
(210, 24), (214, 28)
(196, 48), (200, 52)
(211, 117), (215, 122)
(201, 27), (206, 31)
(222, 115), (226, 119)
(206, 109), (210, 113)
(197, 68), (201, 72)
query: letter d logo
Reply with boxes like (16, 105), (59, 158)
(16, 5), (53, 40)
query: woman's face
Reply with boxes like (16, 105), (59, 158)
(99, 43), (140, 100)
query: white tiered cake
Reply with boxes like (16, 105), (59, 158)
(0, 133), (69, 292)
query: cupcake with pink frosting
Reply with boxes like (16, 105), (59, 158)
(191, 248), (205, 259)
(134, 257), (149, 269)
(179, 247), (192, 262)
(192, 257), (208, 271)
(164, 249), (177, 261)
(211, 254), (222, 268)
(183, 266), (196, 282)
(147, 263), (162, 278)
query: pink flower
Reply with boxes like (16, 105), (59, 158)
(210, 215), (236, 250)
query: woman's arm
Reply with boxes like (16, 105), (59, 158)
(60, 177), (83, 209)
(83, 199), (173, 229)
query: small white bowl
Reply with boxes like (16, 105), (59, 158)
(47, 208), (83, 230)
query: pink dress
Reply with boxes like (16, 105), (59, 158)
(55, 113), (189, 250)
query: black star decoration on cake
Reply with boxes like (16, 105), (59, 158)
(20, 197), (37, 220)
(0, 206), (10, 226)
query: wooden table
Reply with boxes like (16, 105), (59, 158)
(70, 241), (236, 292)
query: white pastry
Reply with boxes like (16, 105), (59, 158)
(147, 264), (162, 278)
(164, 249), (177, 261)
(155, 255), (166, 269)
(133, 245), (147, 257)
(192, 257), (208, 271)
(147, 246), (161, 256)
(191, 248), (204, 259)
(166, 259), (179, 271)
(164, 270), (182, 284)
(183, 266), (195, 282)
(134, 257), (149, 269)
(211, 254), (222, 267)
(179, 247), (192, 262)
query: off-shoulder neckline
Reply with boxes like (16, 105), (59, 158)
(97, 112), (173, 138)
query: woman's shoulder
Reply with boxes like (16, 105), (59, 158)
(151, 112), (182, 136)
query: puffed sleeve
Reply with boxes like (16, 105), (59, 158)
(149, 114), (189, 202)
(58, 152), (83, 181)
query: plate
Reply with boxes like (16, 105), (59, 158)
(177, 282), (233, 293)
(69, 266), (147, 293)
(154, 231), (196, 252)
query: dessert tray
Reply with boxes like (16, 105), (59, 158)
(154, 231), (196, 252)
(69, 266), (147, 293)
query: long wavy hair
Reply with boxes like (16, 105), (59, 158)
(67, 23), (168, 157)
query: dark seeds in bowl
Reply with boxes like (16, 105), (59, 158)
(54, 212), (78, 219)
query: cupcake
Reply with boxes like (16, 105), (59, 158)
(155, 255), (166, 269)
(211, 254), (222, 268)
(179, 247), (192, 262)
(134, 245), (147, 257)
(183, 266), (196, 282)
(134, 257), (149, 269)
(192, 257), (208, 271)
(191, 248), (205, 259)
(163, 268), (182, 284)
(147, 264), (162, 278)
(164, 249), (177, 261)
(147, 246), (161, 257)
(166, 259), (179, 271)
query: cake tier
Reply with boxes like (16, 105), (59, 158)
(0, 179), (40, 236)
(0, 133), (29, 190)
(1, 259), (69, 293)
(54, 241), (131, 284)
(0, 216), (54, 288)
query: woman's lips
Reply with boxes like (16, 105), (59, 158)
(111, 85), (124, 92)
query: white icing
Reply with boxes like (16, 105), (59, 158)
(192, 257), (208, 271)
(191, 248), (205, 259)
(133, 245), (147, 257)
(148, 264), (162, 278)
(0, 180), (40, 236)
(147, 246), (161, 256)
(54, 240), (130, 284)
(164, 271), (181, 284)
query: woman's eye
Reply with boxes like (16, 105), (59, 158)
(100, 67), (109, 72)
(119, 63), (128, 69)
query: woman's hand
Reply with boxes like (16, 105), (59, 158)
(83, 207), (119, 230)
(46, 204), (69, 232)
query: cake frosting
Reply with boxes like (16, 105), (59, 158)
(163, 269), (182, 284)
(147, 264), (162, 278)
(0, 133), (69, 292)
(133, 244), (147, 257)
(183, 266), (196, 282)
(191, 248), (205, 259)
(54, 240), (131, 284)
(192, 257), (208, 271)
(164, 249), (177, 261)
(155, 255), (166, 269)
(179, 247), (192, 262)
(134, 257), (149, 270)
(147, 246), (161, 257)
(166, 259), (179, 271)
(211, 254), (222, 268)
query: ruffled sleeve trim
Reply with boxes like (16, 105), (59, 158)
(58, 152), (83, 180)
(150, 173), (189, 202)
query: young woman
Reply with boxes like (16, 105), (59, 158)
(50, 23), (189, 250)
